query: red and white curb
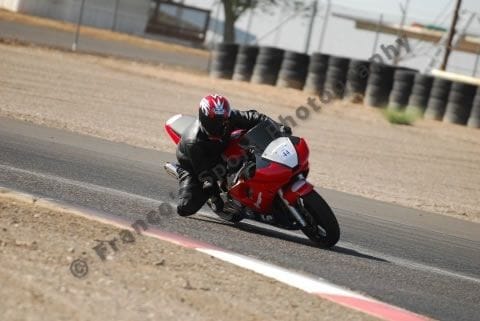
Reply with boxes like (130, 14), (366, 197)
(2, 189), (431, 321)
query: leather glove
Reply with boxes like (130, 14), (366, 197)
(280, 125), (292, 136)
(202, 178), (221, 198)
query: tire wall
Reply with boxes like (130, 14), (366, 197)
(364, 63), (395, 108)
(467, 87), (480, 128)
(443, 81), (477, 125)
(406, 73), (434, 115)
(424, 78), (452, 120)
(323, 56), (350, 99)
(304, 53), (329, 95)
(276, 51), (310, 89)
(388, 70), (416, 110)
(344, 60), (370, 103)
(232, 45), (259, 82)
(209, 43), (479, 129)
(251, 47), (285, 85)
(209, 43), (239, 79)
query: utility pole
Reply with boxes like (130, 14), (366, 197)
(207, 0), (222, 72)
(372, 14), (383, 56)
(304, 0), (318, 53)
(473, 45), (480, 77)
(243, 6), (255, 45)
(317, 0), (331, 52)
(440, 0), (462, 70)
(72, 0), (86, 51)
(111, 0), (120, 31)
(273, 5), (284, 46)
(393, 0), (410, 65)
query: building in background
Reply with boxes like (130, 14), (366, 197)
(0, 0), (150, 34)
(1, 0), (479, 76)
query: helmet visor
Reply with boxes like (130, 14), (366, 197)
(204, 118), (229, 138)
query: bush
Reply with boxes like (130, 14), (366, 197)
(382, 108), (420, 125)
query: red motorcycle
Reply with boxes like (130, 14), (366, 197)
(164, 115), (340, 248)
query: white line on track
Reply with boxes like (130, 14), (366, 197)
(0, 164), (162, 204)
(2, 163), (479, 286)
(198, 212), (480, 285)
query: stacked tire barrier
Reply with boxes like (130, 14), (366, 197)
(304, 53), (329, 95)
(209, 43), (239, 79)
(423, 78), (452, 120)
(406, 73), (434, 115)
(443, 82), (477, 125)
(388, 70), (416, 110)
(364, 63), (395, 108)
(208, 43), (480, 129)
(467, 88), (480, 128)
(251, 47), (284, 85)
(276, 51), (310, 89)
(232, 45), (259, 82)
(344, 60), (370, 103)
(323, 57), (350, 99)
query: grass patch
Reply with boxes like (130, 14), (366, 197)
(383, 108), (421, 125)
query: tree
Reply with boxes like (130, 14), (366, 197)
(220, 0), (307, 43)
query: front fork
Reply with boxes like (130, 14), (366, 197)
(277, 175), (314, 227)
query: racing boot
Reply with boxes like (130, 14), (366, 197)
(208, 194), (224, 213)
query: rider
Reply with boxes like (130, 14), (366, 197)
(175, 94), (291, 216)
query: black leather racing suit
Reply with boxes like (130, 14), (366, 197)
(175, 109), (271, 216)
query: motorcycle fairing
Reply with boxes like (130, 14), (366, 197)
(165, 114), (196, 144)
(262, 137), (298, 168)
(282, 179), (314, 205)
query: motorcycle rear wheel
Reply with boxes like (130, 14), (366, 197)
(298, 190), (340, 248)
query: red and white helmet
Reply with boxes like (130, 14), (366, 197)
(198, 94), (231, 138)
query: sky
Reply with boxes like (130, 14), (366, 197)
(183, 0), (480, 76)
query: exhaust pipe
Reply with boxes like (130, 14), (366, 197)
(164, 162), (180, 179)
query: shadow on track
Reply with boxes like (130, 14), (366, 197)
(189, 215), (387, 263)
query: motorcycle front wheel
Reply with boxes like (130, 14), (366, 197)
(298, 190), (340, 248)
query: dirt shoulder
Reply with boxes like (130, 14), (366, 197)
(0, 190), (379, 321)
(0, 42), (479, 222)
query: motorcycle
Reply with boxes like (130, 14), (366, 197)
(164, 115), (340, 248)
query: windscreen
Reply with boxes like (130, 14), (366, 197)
(240, 120), (283, 153)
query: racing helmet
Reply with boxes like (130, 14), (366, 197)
(198, 94), (231, 138)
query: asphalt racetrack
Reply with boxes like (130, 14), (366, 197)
(1, 117), (479, 321)
(0, 18), (208, 72)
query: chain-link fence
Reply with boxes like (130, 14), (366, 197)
(0, 0), (210, 43)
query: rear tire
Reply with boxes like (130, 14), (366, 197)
(298, 190), (340, 248)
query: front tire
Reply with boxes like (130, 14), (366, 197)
(298, 190), (340, 248)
